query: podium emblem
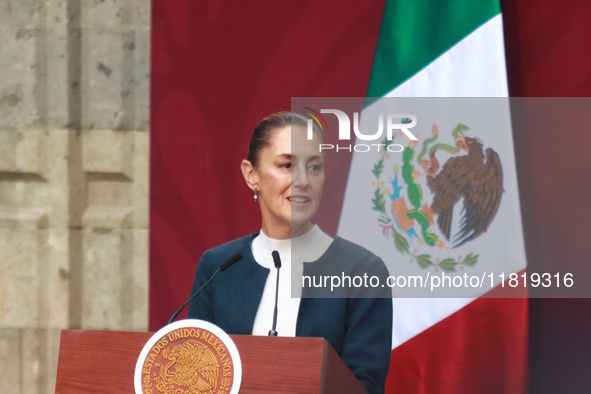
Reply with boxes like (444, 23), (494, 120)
(135, 319), (242, 394)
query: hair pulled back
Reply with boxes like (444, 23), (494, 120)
(247, 111), (312, 168)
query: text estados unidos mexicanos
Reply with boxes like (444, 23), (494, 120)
(302, 272), (574, 292)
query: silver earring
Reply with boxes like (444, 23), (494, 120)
(254, 187), (258, 202)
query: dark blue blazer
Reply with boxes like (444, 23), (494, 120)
(188, 234), (392, 394)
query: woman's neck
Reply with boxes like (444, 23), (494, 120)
(261, 221), (313, 240)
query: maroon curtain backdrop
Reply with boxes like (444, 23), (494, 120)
(501, 1), (591, 392)
(151, 0), (591, 391)
(150, 0), (385, 329)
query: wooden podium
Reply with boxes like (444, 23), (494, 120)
(55, 329), (366, 393)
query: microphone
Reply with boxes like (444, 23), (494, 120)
(168, 253), (242, 325)
(268, 250), (282, 336)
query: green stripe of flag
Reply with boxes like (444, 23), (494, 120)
(367, 0), (501, 98)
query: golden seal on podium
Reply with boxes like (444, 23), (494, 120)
(134, 319), (242, 394)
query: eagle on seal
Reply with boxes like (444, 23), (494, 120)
(425, 135), (504, 247)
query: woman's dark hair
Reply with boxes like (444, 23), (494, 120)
(247, 111), (313, 168)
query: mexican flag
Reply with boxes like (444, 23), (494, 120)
(337, 1), (528, 392)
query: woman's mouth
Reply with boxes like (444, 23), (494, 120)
(288, 196), (310, 204)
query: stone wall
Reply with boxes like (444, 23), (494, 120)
(0, 1), (150, 392)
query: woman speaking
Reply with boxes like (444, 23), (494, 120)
(188, 112), (392, 393)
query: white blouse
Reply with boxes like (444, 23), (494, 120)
(250, 225), (333, 336)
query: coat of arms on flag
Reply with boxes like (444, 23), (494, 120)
(371, 120), (504, 273)
(321, 97), (525, 299)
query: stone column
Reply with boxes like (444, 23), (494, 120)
(0, 1), (150, 392)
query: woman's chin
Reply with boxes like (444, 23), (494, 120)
(290, 216), (315, 233)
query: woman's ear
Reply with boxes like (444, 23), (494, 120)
(241, 160), (258, 192)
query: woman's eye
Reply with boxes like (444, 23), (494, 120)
(280, 163), (292, 170)
(309, 164), (323, 172)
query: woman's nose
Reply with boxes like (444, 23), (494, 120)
(292, 166), (309, 188)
